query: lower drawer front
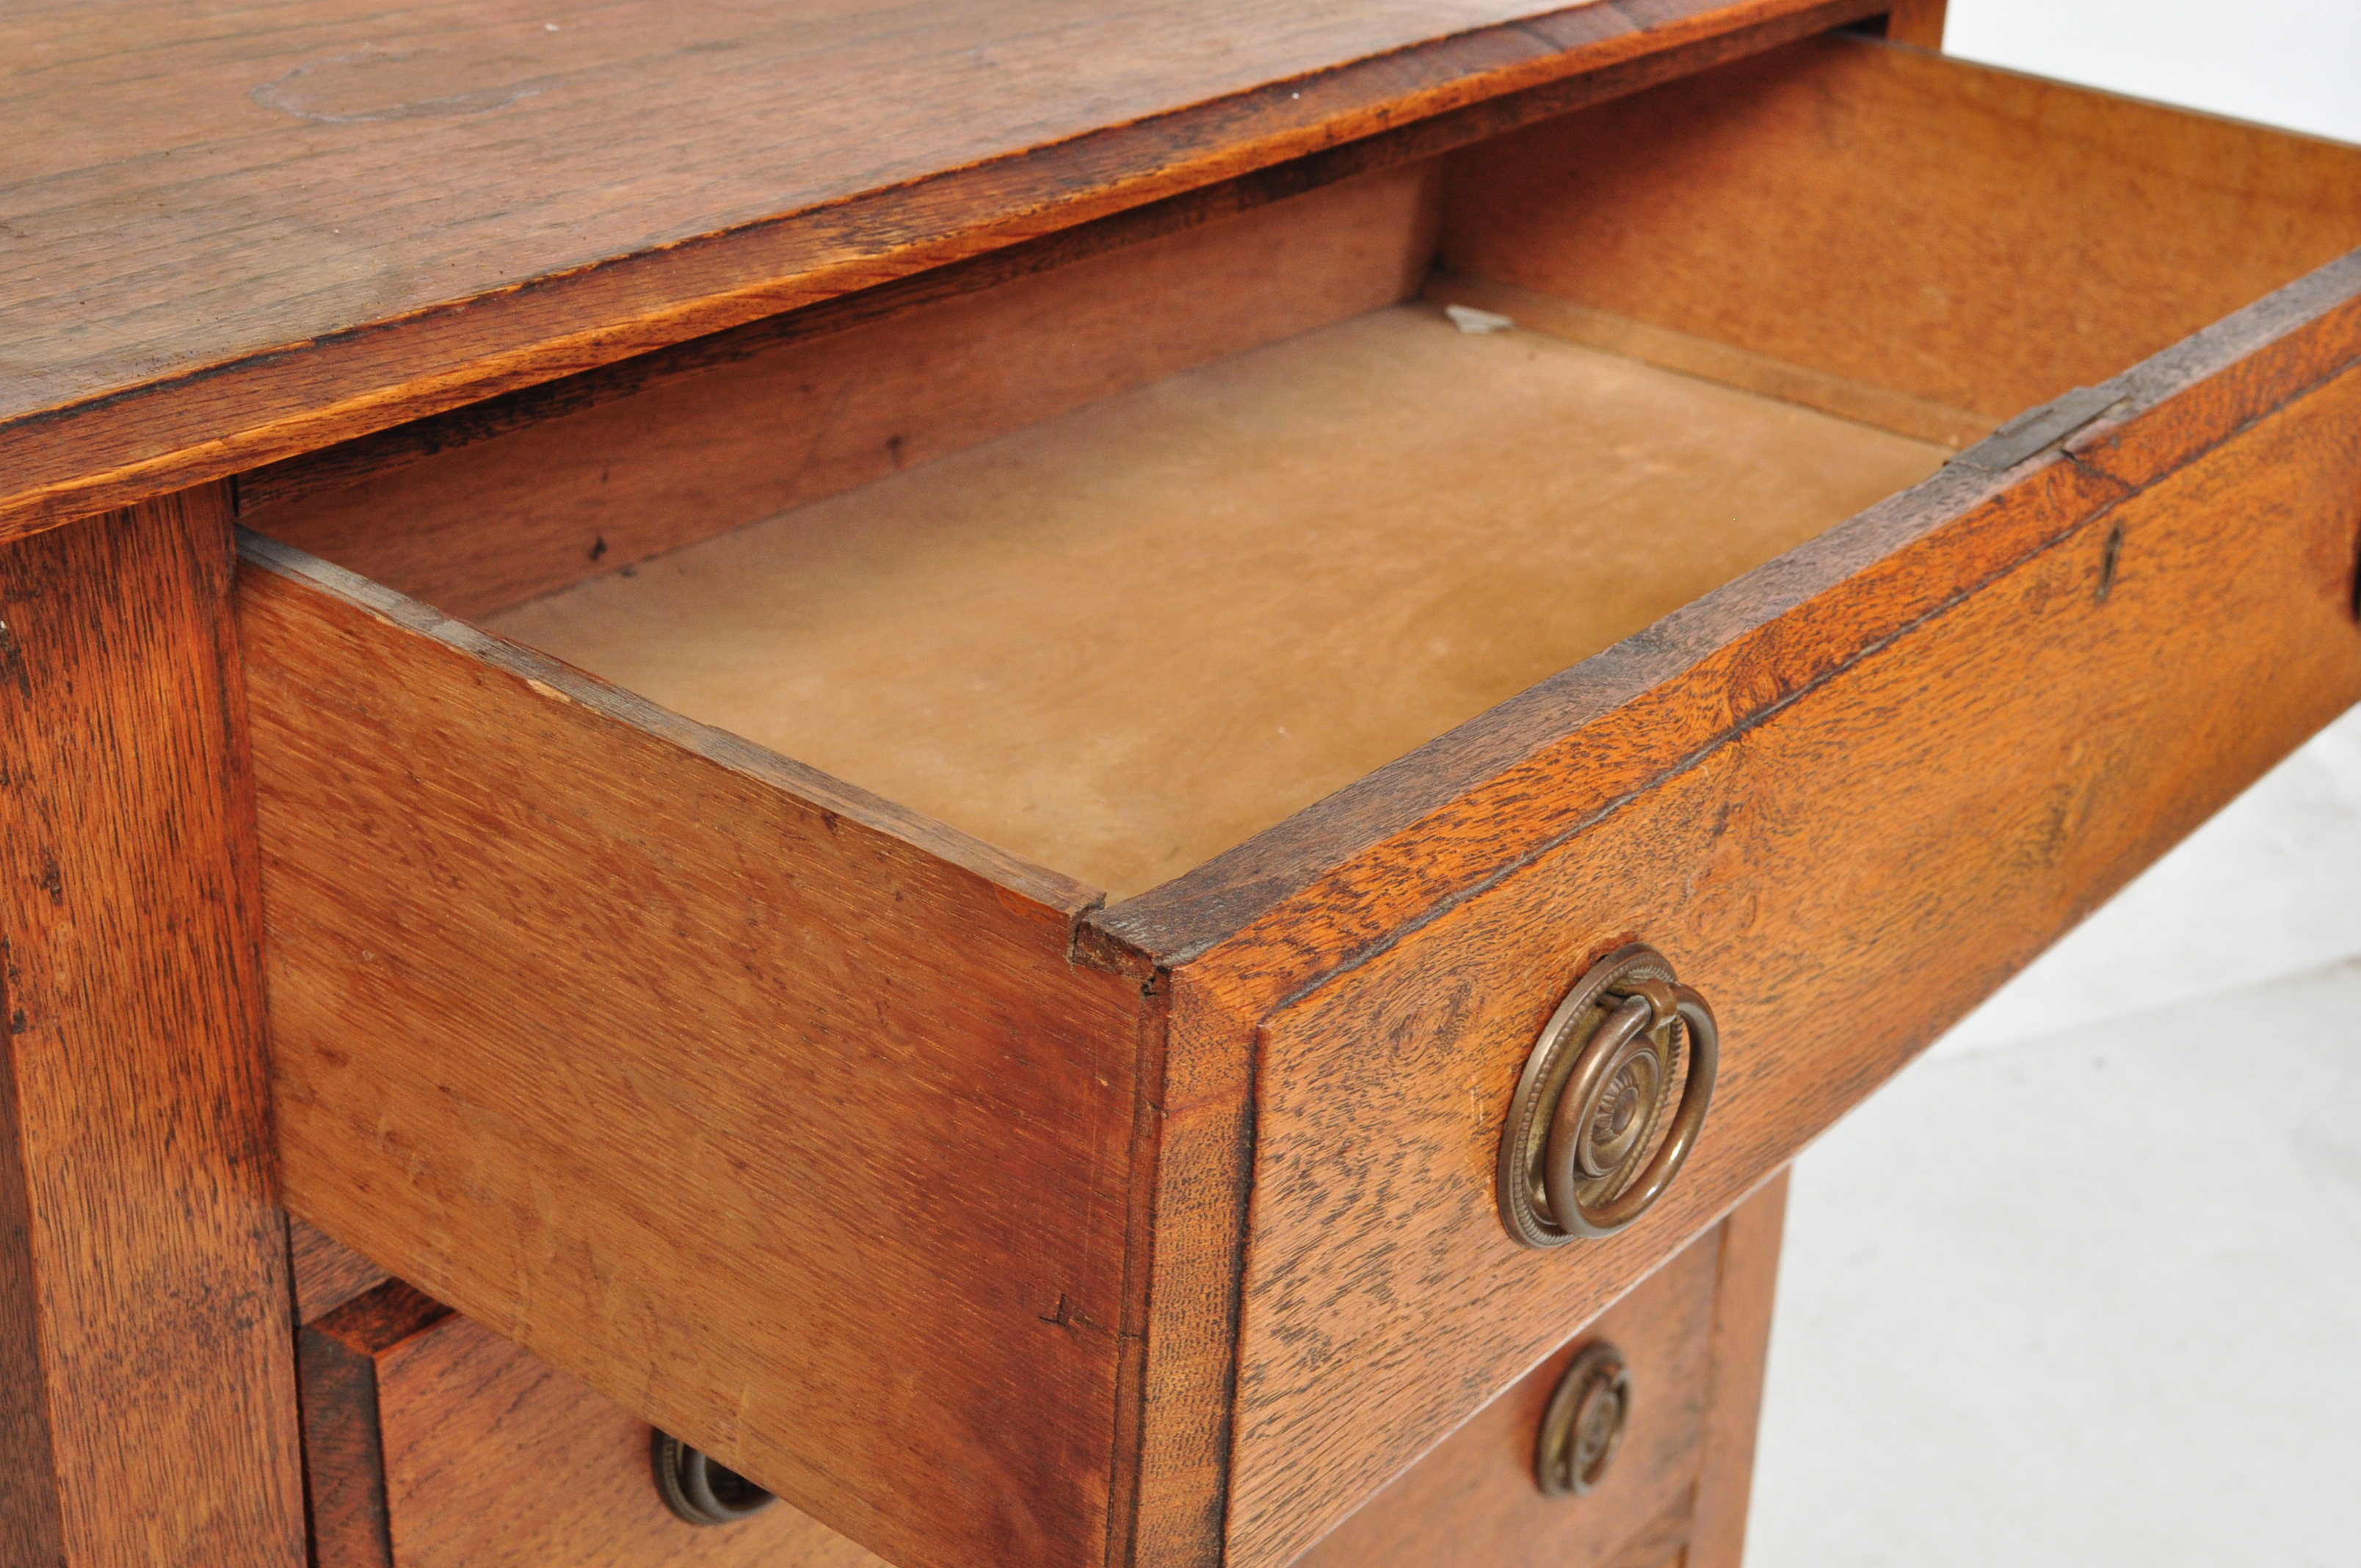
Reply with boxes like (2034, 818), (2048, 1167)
(1295, 1176), (1783, 1568)
(299, 1179), (1782, 1568)
(300, 1283), (882, 1568)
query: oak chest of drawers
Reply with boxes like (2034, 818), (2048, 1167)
(4, 3), (2358, 1565)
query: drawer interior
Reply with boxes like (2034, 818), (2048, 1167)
(240, 29), (2361, 904)
(483, 305), (1941, 896)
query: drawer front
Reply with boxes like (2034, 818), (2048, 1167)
(300, 1282), (886, 1568)
(1294, 1175), (1783, 1568)
(1105, 219), (2361, 1568)
(1220, 290), (2361, 1565)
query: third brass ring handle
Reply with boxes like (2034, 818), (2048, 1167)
(1497, 943), (1719, 1247)
(1536, 1340), (1631, 1498)
(653, 1429), (778, 1526)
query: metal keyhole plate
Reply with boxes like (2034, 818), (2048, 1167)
(1497, 943), (1719, 1246)
(1537, 1340), (1632, 1498)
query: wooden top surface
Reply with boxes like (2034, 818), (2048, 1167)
(0, 0), (1876, 539)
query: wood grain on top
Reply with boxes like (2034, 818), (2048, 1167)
(0, 0), (1885, 538)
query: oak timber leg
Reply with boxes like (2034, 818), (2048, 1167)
(0, 485), (307, 1565)
(1687, 1170), (1791, 1568)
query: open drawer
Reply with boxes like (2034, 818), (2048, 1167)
(236, 31), (2361, 1568)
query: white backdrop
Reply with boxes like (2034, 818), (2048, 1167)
(1947, 0), (2361, 145)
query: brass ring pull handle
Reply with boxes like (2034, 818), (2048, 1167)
(652, 1429), (779, 1525)
(1536, 1340), (1631, 1498)
(1497, 943), (1719, 1247)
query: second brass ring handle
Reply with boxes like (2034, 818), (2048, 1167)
(1497, 943), (1719, 1247)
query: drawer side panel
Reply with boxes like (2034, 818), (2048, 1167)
(1442, 33), (2361, 423)
(239, 540), (1145, 1568)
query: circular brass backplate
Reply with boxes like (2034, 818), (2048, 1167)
(1537, 1340), (1632, 1498)
(1496, 943), (1718, 1247)
(653, 1429), (779, 1526)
